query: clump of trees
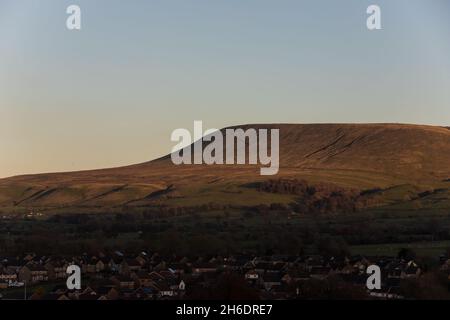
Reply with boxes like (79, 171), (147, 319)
(253, 179), (381, 214)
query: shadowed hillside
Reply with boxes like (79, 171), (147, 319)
(0, 123), (449, 213)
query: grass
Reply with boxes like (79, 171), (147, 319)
(166, 183), (296, 207)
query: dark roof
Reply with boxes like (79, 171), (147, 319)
(95, 286), (117, 295)
(113, 275), (134, 282)
(78, 293), (100, 300)
(125, 259), (142, 267)
(262, 273), (282, 283)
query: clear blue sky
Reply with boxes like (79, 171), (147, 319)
(1, 0), (449, 177)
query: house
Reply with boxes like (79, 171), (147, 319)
(245, 270), (259, 280)
(108, 258), (123, 273)
(401, 261), (421, 278)
(261, 262), (286, 274)
(95, 286), (120, 300)
(192, 263), (217, 274)
(338, 263), (357, 275)
(23, 253), (36, 262)
(130, 287), (149, 300)
(45, 261), (68, 280)
(135, 253), (149, 266)
(111, 275), (136, 289)
(0, 269), (18, 283)
(306, 255), (325, 270)
(254, 261), (272, 273)
(153, 261), (167, 271)
(281, 273), (293, 284)
(82, 286), (95, 294)
(96, 259), (107, 272)
(121, 259), (142, 275)
(148, 271), (165, 284)
(18, 264), (49, 283)
(134, 271), (153, 287)
(387, 263), (402, 279)
(78, 292), (101, 300)
(149, 271), (179, 290)
(1, 258), (22, 273)
(289, 270), (310, 282)
(159, 270), (177, 281)
(157, 282), (175, 298)
(262, 273), (282, 291)
(167, 263), (187, 275)
(269, 284), (290, 299)
(310, 266), (332, 280)
(440, 259), (450, 272)
(223, 260), (244, 272)
(50, 285), (69, 295)
(83, 258), (105, 274)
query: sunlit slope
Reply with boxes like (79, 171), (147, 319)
(0, 124), (449, 211)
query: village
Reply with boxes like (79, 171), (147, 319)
(1, 250), (449, 300)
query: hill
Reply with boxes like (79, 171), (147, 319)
(0, 123), (449, 213)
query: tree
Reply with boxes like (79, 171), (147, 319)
(398, 248), (416, 261)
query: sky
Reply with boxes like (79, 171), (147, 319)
(1, 0), (450, 178)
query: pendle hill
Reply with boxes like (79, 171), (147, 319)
(1, 123), (449, 215)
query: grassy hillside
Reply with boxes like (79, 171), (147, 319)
(0, 123), (449, 214)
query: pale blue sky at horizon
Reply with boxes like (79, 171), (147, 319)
(1, 0), (450, 178)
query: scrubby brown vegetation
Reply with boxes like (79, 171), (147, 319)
(0, 124), (449, 216)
